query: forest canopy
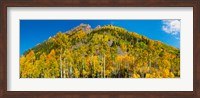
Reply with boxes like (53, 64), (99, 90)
(20, 24), (180, 78)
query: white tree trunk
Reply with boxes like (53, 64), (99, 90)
(60, 48), (63, 78)
(64, 58), (66, 78)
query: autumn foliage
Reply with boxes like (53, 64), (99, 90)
(20, 24), (180, 78)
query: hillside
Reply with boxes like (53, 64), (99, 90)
(20, 24), (180, 78)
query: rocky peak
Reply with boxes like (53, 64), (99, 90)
(68, 23), (92, 34)
(95, 25), (101, 29)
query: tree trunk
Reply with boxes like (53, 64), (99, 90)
(63, 58), (66, 78)
(92, 54), (94, 78)
(82, 61), (84, 78)
(90, 54), (93, 78)
(101, 55), (103, 78)
(60, 48), (63, 78)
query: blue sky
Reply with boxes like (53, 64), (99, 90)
(20, 20), (180, 55)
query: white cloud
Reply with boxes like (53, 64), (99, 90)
(162, 20), (181, 35)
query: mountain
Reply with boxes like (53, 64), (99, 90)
(65, 23), (92, 34)
(20, 24), (180, 78)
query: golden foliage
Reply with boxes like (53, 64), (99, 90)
(20, 25), (180, 78)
